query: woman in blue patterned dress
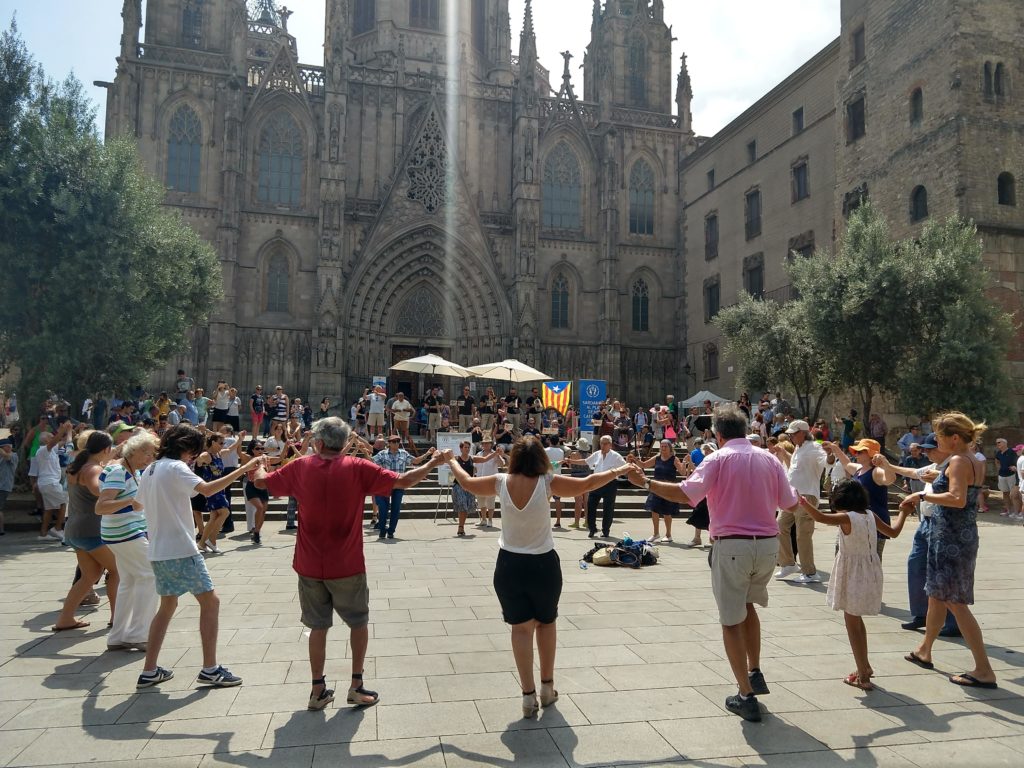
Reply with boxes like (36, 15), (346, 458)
(903, 412), (997, 689)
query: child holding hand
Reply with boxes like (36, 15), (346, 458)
(798, 480), (911, 690)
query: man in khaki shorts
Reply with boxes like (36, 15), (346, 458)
(629, 405), (800, 722)
(255, 417), (444, 710)
(366, 385), (387, 439)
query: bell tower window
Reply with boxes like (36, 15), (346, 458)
(182, 0), (204, 49)
(354, 0), (375, 35)
(410, 0), (440, 31)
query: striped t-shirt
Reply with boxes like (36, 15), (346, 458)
(99, 464), (147, 544)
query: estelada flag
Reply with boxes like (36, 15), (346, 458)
(542, 381), (571, 413)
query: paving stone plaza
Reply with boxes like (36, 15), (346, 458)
(1, 514), (1023, 768)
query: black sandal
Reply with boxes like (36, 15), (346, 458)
(308, 676), (335, 710)
(346, 673), (379, 706)
(457, 528), (466, 536)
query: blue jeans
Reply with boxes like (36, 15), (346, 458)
(908, 516), (959, 631)
(286, 497), (298, 527)
(375, 490), (405, 536)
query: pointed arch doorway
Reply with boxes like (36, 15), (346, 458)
(389, 284), (456, 402)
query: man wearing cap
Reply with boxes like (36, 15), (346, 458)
(771, 420), (827, 583)
(872, 436), (959, 635)
(826, 437), (896, 557)
(994, 438), (1021, 519)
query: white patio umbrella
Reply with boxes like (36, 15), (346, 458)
(389, 353), (475, 380)
(465, 358), (552, 384)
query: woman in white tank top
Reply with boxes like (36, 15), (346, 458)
(445, 436), (633, 719)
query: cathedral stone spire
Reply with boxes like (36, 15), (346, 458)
(520, 0), (536, 59)
(676, 53), (693, 133)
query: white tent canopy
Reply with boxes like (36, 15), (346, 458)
(676, 390), (732, 410)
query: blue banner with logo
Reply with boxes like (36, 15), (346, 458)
(578, 379), (606, 427)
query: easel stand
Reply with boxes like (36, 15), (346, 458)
(433, 484), (455, 524)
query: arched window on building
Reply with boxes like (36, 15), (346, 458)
(410, 0), (439, 30)
(994, 62), (1007, 98)
(182, 0), (203, 48)
(628, 38), (647, 107)
(910, 185), (929, 222)
(258, 112), (304, 206)
(266, 253), (290, 313)
(472, 0), (487, 54)
(628, 160), (655, 235)
(353, 0), (375, 35)
(909, 87), (923, 124)
(631, 279), (649, 332)
(983, 61), (994, 98)
(166, 105), (201, 193)
(551, 274), (570, 329)
(704, 343), (719, 381)
(998, 172), (1016, 206)
(542, 143), (582, 231)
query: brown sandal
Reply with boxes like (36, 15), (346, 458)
(843, 672), (874, 691)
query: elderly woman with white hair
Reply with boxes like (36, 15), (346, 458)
(95, 431), (161, 650)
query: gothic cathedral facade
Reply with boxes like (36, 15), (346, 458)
(102, 0), (691, 407)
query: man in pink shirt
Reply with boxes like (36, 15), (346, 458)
(629, 405), (799, 722)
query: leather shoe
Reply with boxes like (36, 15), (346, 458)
(901, 618), (926, 631)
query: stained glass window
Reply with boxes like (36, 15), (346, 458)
(629, 160), (654, 235)
(166, 105), (201, 193)
(542, 143), (582, 231)
(258, 112), (304, 206)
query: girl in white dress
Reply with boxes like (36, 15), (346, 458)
(798, 480), (910, 690)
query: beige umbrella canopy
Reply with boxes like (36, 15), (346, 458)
(389, 353), (475, 379)
(465, 359), (552, 384)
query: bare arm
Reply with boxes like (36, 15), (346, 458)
(393, 452), (444, 489)
(446, 456), (499, 495)
(875, 508), (911, 538)
(411, 448), (436, 466)
(921, 454), (972, 509)
(551, 465), (631, 497)
(196, 457), (260, 496)
(798, 495), (850, 532)
(626, 466), (691, 504)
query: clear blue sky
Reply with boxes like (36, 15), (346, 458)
(4, 1), (840, 136)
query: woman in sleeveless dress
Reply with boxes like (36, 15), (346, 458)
(633, 439), (688, 542)
(194, 434), (231, 554)
(54, 431), (118, 631)
(451, 441), (494, 536)
(798, 481), (910, 690)
(903, 412), (997, 688)
(445, 436), (633, 719)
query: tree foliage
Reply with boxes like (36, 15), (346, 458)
(0, 21), (222, 417)
(715, 294), (833, 422)
(789, 204), (1013, 423)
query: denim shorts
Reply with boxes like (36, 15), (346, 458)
(64, 536), (105, 552)
(151, 555), (215, 597)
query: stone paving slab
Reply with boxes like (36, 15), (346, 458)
(1, 515), (1023, 767)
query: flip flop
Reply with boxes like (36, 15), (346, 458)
(843, 672), (874, 691)
(904, 652), (934, 670)
(950, 672), (998, 689)
(52, 620), (91, 632)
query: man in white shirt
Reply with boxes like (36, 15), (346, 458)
(366, 386), (387, 440)
(135, 424), (259, 691)
(34, 422), (72, 541)
(771, 420), (826, 583)
(567, 435), (626, 539)
(388, 391), (416, 454)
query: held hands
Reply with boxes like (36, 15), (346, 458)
(899, 493), (919, 512)
(870, 453), (891, 469)
(626, 466), (647, 487)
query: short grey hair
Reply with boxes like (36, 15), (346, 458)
(122, 432), (159, 458)
(599, 435), (613, 444)
(712, 405), (748, 440)
(312, 417), (350, 451)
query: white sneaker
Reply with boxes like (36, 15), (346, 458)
(774, 565), (800, 580)
(659, 536), (673, 543)
(47, 528), (65, 541)
(37, 534), (52, 542)
(793, 572), (822, 584)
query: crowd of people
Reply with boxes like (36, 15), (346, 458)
(2, 373), (1020, 724)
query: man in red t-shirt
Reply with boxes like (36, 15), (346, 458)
(254, 417), (444, 710)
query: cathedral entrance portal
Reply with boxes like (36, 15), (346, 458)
(390, 344), (454, 403)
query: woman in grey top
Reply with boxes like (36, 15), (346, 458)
(54, 430), (118, 631)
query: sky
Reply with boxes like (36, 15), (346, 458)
(3, 0), (840, 136)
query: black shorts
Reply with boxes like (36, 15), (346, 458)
(227, 415), (241, 431)
(493, 549), (562, 625)
(190, 493), (207, 513)
(211, 408), (229, 422)
(244, 482), (269, 502)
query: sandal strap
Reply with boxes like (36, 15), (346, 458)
(541, 679), (553, 684)
(351, 673), (363, 680)
(312, 677), (326, 685)
(522, 689), (536, 696)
